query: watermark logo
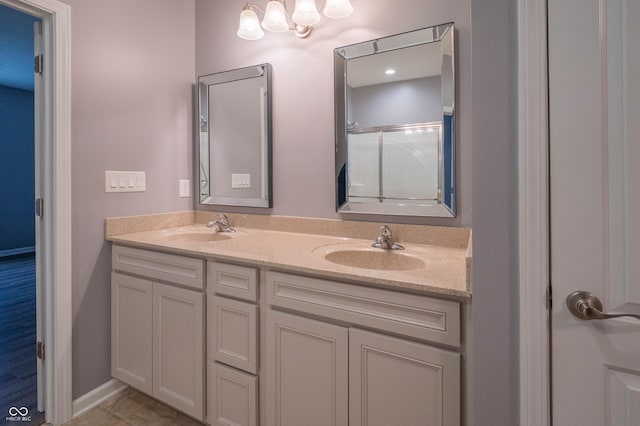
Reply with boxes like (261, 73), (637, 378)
(6, 406), (31, 422)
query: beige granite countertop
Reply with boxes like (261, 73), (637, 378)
(106, 212), (472, 299)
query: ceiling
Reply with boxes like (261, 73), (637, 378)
(346, 43), (442, 88)
(0, 4), (40, 91)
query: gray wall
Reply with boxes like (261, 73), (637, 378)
(195, 0), (472, 228)
(470, 0), (519, 425)
(61, 0), (195, 398)
(350, 76), (442, 128)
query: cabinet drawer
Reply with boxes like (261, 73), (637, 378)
(208, 361), (257, 426)
(112, 245), (204, 290)
(266, 271), (461, 347)
(208, 261), (258, 302)
(208, 295), (259, 374)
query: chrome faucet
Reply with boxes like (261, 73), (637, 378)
(371, 225), (404, 250)
(207, 213), (235, 233)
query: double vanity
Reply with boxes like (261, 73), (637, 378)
(106, 211), (471, 426)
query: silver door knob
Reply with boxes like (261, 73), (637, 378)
(566, 291), (640, 321)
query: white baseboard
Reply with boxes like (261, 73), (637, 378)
(72, 379), (128, 418)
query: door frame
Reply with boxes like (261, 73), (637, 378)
(517, 0), (551, 425)
(0, 0), (72, 424)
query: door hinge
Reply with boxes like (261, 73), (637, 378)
(546, 286), (552, 309)
(35, 198), (44, 218)
(34, 54), (43, 74)
(37, 341), (45, 361)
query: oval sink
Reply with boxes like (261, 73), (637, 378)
(322, 249), (425, 271)
(163, 232), (232, 243)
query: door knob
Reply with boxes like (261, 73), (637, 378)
(566, 291), (640, 321)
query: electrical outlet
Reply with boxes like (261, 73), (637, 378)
(179, 179), (191, 198)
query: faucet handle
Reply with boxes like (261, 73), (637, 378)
(217, 213), (229, 226)
(380, 225), (392, 237)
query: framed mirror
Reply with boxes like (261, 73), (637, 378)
(198, 63), (272, 208)
(334, 23), (455, 217)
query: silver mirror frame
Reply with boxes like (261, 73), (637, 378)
(334, 24), (456, 217)
(198, 63), (273, 208)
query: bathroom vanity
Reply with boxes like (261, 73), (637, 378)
(106, 212), (471, 426)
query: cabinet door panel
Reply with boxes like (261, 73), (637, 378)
(208, 295), (259, 374)
(208, 361), (258, 426)
(266, 310), (348, 426)
(111, 272), (153, 393)
(153, 282), (205, 421)
(349, 328), (460, 426)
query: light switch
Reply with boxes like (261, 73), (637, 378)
(231, 173), (251, 189)
(105, 171), (146, 193)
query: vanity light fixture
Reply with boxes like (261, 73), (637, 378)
(385, 68), (396, 75)
(237, 0), (354, 40)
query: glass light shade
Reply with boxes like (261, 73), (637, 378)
(262, 1), (289, 32)
(292, 0), (321, 26)
(237, 8), (264, 40)
(323, 0), (353, 19)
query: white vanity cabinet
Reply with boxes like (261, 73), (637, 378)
(264, 271), (462, 426)
(207, 261), (260, 426)
(111, 245), (205, 421)
(110, 242), (466, 426)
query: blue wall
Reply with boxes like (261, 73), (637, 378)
(0, 85), (35, 253)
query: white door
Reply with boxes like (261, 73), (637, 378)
(549, 0), (640, 425)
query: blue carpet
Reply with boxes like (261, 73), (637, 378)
(0, 254), (44, 425)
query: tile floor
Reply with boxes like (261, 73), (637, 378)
(62, 387), (203, 426)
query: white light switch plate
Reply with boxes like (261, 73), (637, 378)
(231, 173), (251, 189)
(105, 171), (146, 193)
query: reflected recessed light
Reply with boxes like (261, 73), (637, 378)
(385, 68), (396, 75)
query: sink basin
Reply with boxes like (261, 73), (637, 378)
(162, 231), (232, 243)
(320, 248), (426, 271)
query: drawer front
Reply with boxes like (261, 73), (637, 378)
(266, 271), (461, 347)
(112, 245), (204, 290)
(208, 295), (259, 374)
(208, 261), (258, 302)
(208, 361), (258, 426)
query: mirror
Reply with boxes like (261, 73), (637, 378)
(334, 23), (456, 217)
(198, 63), (272, 208)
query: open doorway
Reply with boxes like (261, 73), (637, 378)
(0, 0), (72, 424)
(0, 4), (44, 424)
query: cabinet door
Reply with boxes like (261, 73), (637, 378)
(349, 328), (461, 426)
(208, 361), (258, 426)
(153, 282), (205, 421)
(266, 310), (348, 426)
(111, 272), (153, 394)
(208, 294), (259, 374)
